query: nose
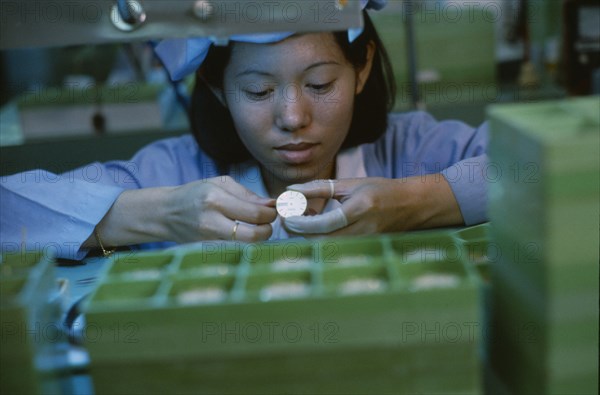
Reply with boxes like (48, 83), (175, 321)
(275, 85), (311, 132)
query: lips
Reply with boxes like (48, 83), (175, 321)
(274, 142), (318, 164)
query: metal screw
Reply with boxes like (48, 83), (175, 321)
(193, 0), (215, 21)
(110, 0), (146, 32)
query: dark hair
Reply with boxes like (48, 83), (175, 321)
(190, 11), (396, 166)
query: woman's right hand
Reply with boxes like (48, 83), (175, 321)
(89, 176), (277, 248)
(166, 176), (277, 242)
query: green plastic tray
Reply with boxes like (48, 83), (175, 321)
(487, 97), (599, 394)
(487, 96), (599, 267)
(0, 251), (62, 395)
(83, 229), (485, 394)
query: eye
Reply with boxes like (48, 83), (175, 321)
(242, 83), (275, 101)
(307, 81), (335, 93)
(243, 89), (273, 101)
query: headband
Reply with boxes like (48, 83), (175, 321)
(155, 0), (387, 81)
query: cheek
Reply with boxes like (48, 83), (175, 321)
(312, 83), (355, 132)
(226, 99), (272, 154)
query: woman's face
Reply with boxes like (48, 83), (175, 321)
(222, 33), (371, 192)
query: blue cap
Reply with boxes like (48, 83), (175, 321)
(155, 0), (387, 81)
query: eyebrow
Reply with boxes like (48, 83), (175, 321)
(235, 61), (340, 78)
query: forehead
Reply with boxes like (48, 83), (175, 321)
(226, 33), (347, 74)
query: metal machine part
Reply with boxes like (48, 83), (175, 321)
(0, 0), (362, 49)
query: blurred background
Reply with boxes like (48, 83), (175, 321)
(0, 0), (598, 174)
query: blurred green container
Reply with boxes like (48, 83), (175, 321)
(487, 96), (600, 266)
(83, 231), (483, 394)
(487, 96), (600, 394)
(0, 251), (63, 395)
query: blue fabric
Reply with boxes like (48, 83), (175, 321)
(155, 0), (387, 81)
(1, 112), (488, 260)
(362, 112), (489, 226)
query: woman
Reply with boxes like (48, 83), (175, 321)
(0, 2), (488, 260)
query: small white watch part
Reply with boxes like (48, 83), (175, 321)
(276, 190), (308, 218)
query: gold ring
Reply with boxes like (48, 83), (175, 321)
(231, 220), (240, 241)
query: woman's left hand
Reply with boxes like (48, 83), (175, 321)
(282, 175), (464, 236)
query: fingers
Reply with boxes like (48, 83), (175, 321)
(283, 207), (348, 234)
(215, 217), (273, 242)
(202, 177), (277, 225)
(229, 220), (273, 242)
(282, 187), (373, 236)
(319, 220), (369, 237)
(212, 190), (277, 225)
(295, 221), (364, 239)
(208, 176), (274, 206)
(287, 179), (339, 199)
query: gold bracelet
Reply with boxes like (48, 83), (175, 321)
(94, 228), (116, 257)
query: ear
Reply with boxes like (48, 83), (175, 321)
(355, 41), (376, 95)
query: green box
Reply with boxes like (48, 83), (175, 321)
(487, 96), (600, 267)
(490, 226), (599, 296)
(246, 241), (315, 273)
(487, 96), (599, 395)
(0, 251), (63, 395)
(83, 230), (483, 394)
(490, 260), (598, 394)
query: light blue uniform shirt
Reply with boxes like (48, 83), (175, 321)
(1, 112), (488, 260)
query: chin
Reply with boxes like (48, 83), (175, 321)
(288, 161), (329, 179)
